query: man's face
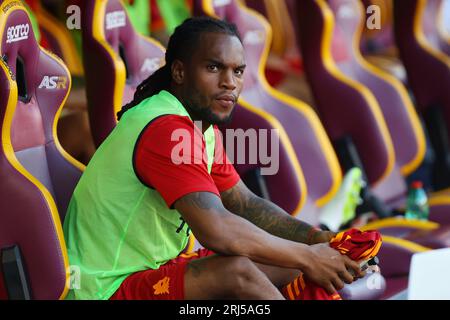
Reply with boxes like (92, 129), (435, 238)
(179, 32), (246, 125)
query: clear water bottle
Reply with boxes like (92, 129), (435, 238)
(405, 181), (429, 220)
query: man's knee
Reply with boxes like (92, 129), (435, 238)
(185, 255), (275, 299)
(223, 256), (261, 294)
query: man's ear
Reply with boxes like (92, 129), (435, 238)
(171, 60), (185, 85)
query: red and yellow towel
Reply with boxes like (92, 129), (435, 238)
(330, 228), (382, 262)
(282, 228), (382, 300)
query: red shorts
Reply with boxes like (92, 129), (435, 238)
(110, 248), (215, 300)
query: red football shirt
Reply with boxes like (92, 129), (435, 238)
(134, 115), (240, 208)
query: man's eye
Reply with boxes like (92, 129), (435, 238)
(207, 65), (219, 72)
(235, 69), (244, 76)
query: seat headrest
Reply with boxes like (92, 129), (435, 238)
(0, 0), (70, 150)
(92, 0), (163, 86)
(1, 1), (40, 98)
(328, 0), (360, 64)
(81, 0), (165, 146)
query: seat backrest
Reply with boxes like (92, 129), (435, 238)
(0, 0), (83, 299)
(194, 0), (345, 225)
(296, 0), (397, 194)
(393, 0), (450, 121)
(81, 0), (165, 147)
(0, 0), (84, 219)
(421, 0), (450, 55)
(326, 0), (427, 203)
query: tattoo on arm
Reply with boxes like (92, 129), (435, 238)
(176, 192), (218, 211)
(221, 185), (314, 244)
(174, 192), (224, 236)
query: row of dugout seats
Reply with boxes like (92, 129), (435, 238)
(0, 0), (449, 299)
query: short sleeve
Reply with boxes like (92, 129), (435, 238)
(134, 115), (220, 208)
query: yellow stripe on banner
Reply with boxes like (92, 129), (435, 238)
(359, 240), (381, 261)
(293, 278), (300, 296)
(286, 283), (295, 300)
(372, 238), (383, 256)
(299, 274), (306, 290)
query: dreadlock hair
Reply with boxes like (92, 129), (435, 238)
(116, 16), (241, 120)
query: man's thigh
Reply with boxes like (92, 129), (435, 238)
(110, 248), (215, 300)
(184, 254), (301, 299)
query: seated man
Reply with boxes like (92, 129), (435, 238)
(63, 16), (363, 300)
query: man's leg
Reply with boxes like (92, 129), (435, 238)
(185, 254), (344, 300)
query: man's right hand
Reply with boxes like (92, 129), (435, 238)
(302, 243), (365, 294)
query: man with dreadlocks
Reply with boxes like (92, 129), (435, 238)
(63, 16), (363, 300)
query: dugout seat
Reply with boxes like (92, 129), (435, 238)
(394, 0), (450, 191)
(0, 0), (84, 299)
(296, 0), (450, 227)
(81, 0), (165, 147)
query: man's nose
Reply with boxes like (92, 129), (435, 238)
(220, 69), (237, 90)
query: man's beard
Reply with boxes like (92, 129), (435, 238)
(184, 98), (236, 125)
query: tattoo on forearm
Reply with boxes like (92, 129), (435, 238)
(221, 185), (314, 244)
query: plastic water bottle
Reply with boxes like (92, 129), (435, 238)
(405, 181), (429, 220)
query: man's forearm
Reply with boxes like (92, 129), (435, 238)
(221, 184), (317, 244)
